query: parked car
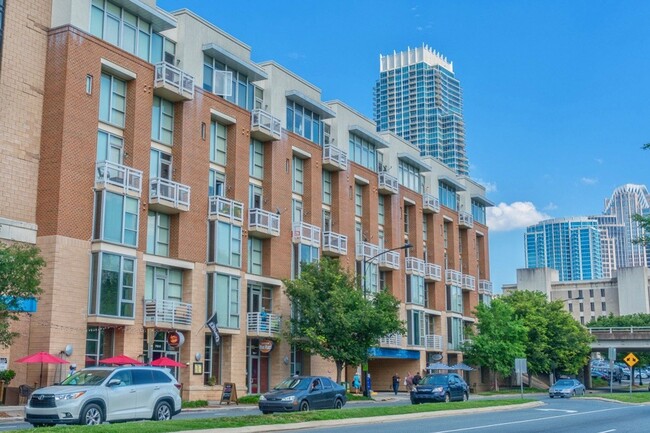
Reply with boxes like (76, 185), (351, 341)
(548, 378), (586, 398)
(410, 373), (469, 404)
(24, 366), (182, 427)
(258, 376), (346, 414)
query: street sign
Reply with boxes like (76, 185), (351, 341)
(624, 352), (638, 367)
(608, 347), (616, 361)
(515, 358), (527, 374)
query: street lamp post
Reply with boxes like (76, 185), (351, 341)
(361, 242), (412, 397)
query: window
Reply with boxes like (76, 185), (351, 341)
(407, 310), (425, 346)
(447, 317), (463, 350)
(398, 160), (421, 191)
(471, 200), (486, 225)
(589, 289), (594, 298)
(208, 221), (242, 268)
(378, 195), (385, 225)
(348, 133), (378, 171)
(579, 303), (584, 312)
(322, 210), (332, 232)
(86, 75), (93, 95)
(96, 130), (123, 163)
(590, 302), (595, 311)
(439, 182), (458, 210)
(600, 288), (606, 297)
(151, 96), (174, 145)
(362, 262), (378, 294)
(569, 303), (573, 312)
(443, 222), (449, 248)
(146, 211), (170, 256)
(446, 284), (463, 313)
(249, 184), (263, 209)
(150, 149), (171, 179)
(145, 266), (182, 302)
(322, 170), (332, 205)
(207, 273), (240, 329)
(292, 157), (304, 194)
(93, 191), (138, 246)
(423, 215), (428, 241)
(292, 199), (303, 223)
(0, 0), (4, 56)
(404, 205), (411, 235)
(208, 170), (225, 197)
(248, 238), (262, 275)
(250, 139), (264, 179)
(89, 252), (135, 318)
(99, 73), (126, 127)
(293, 243), (319, 277)
(602, 302), (606, 311)
(210, 121), (227, 165)
(203, 55), (255, 110)
(286, 100), (322, 145)
(355, 184), (363, 217)
(204, 334), (222, 385)
(85, 326), (114, 366)
(406, 275), (425, 306)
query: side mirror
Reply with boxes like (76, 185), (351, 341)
(107, 379), (122, 387)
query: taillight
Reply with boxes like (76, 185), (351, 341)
(174, 383), (182, 391)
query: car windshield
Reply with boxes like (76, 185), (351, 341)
(60, 369), (112, 386)
(273, 378), (310, 390)
(421, 375), (449, 386)
(554, 380), (574, 387)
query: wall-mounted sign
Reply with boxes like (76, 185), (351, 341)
(167, 331), (185, 348)
(259, 340), (274, 354)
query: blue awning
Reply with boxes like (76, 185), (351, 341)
(0, 297), (38, 313)
(368, 347), (420, 360)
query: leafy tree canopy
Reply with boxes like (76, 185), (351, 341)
(588, 313), (650, 328)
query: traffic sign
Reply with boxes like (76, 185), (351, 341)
(624, 352), (638, 367)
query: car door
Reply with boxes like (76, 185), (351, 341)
(104, 370), (136, 421)
(309, 378), (326, 409)
(321, 378), (336, 408)
(131, 369), (158, 418)
(449, 375), (462, 400)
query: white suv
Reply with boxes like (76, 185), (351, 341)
(25, 366), (182, 426)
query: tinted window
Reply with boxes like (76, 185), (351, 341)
(422, 374), (449, 386)
(322, 378), (333, 389)
(62, 369), (112, 386)
(152, 370), (172, 383)
(131, 369), (154, 385)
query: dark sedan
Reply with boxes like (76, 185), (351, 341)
(410, 373), (469, 404)
(258, 376), (347, 414)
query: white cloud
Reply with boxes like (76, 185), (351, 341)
(474, 178), (497, 194)
(486, 201), (551, 232)
(544, 202), (558, 211)
(581, 177), (598, 185)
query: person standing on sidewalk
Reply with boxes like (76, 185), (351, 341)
(405, 372), (413, 392)
(392, 373), (400, 395)
(413, 371), (422, 386)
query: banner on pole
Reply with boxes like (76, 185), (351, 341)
(206, 312), (221, 346)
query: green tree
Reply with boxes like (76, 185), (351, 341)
(463, 299), (527, 390)
(283, 258), (404, 383)
(0, 242), (45, 347)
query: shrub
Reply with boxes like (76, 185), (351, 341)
(0, 370), (16, 385)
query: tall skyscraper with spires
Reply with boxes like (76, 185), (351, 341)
(373, 45), (468, 176)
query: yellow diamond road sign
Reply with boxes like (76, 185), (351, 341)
(624, 353), (639, 367)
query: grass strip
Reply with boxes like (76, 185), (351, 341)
(584, 393), (650, 403)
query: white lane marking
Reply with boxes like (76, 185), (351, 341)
(595, 430), (616, 433)
(429, 406), (630, 433)
(536, 408), (577, 413)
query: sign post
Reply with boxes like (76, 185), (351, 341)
(514, 358), (527, 399)
(608, 347), (616, 394)
(220, 382), (238, 405)
(624, 352), (638, 394)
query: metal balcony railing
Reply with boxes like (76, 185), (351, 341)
(154, 62), (194, 100)
(322, 145), (348, 171)
(378, 250), (401, 270)
(459, 211), (474, 229)
(322, 231), (348, 256)
(149, 177), (190, 211)
(379, 333), (403, 348)
(247, 312), (281, 337)
(248, 208), (280, 237)
(251, 109), (281, 142)
(445, 269), (463, 286)
(478, 279), (493, 295)
(143, 299), (192, 328)
(209, 196), (244, 224)
(424, 334), (443, 350)
(378, 171), (399, 194)
(423, 193), (440, 213)
(95, 160), (142, 195)
(356, 241), (380, 261)
(462, 274), (476, 291)
(405, 257), (425, 275)
(425, 263), (442, 281)
(292, 222), (321, 247)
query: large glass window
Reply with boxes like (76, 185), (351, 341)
(204, 334), (222, 385)
(446, 284), (463, 313)
(210, 121), (227, 165)
(322, 170), (332, 205)
(150, 149), (171, 179)
(96, 130), (123, 163)
(93, 191), (138, 246)
(293, 243), (319, 277)
(208, 221), (242, 268)
(248, 238), (263, 275)
(85, 326), (114, 367)
(145, 266), (182, 301)
(378, 195), (385, 225)
(471, 200), (487, 225)
(89, 252), (135, 318)
(207, 273), (240, 329)
(286, 100), (323, 145)
(406, 274), (425, 306)
(292, 157), (304, 194)
(447, 316), (464, 350)
(250, 139), (264, 179)
(398, 160), (421, 192)
(203, 55), (255, 110)
(355, 184), (363, 217)
(151, 96), (174, 145)
(146, 211), (170, 256)
(348, 133), (378, 171)
(407, 309), (425, 346)
(439, 182), (458, 210)
(209, 170), (225, 197)
(99, 73), (126, 127)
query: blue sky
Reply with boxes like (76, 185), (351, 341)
(159, 0), (650, 291)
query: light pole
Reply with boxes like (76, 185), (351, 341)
(361, 242), (412, 397)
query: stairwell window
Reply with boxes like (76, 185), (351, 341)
(207, 273), (240, 329)
(151, 96), (174, 145)
(146, 211), (170, 256)
(210, 121), (227, 166)
(89, 252), (136, 318)
(99, 73), (126, 128)
(93, 191), (139, 247)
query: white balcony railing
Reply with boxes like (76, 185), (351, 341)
(406, 257), (426, 275)
(445, 269), (463, 286)
(378, 171), (399, 194)
(459, 211), (474, 229)
(424, 334), (443, 350)
(292, 222), (321, 247)
(149, 177), (190, 211)
(423, 194), (440, 213)
(379, 250), (401, 270)
(322, 231), (348, 256)
(425, 262), (442, 281)
(322, 145), (348, 171)
(356, 241), (380, 261)
(154, 62), (194, 100)
(379, 333), (403, 348)
(247, 312), (281, 337)
(251, 109), (281, 142)
(248, 208), (280, 237)
(478, 279), (493, 295)
(209, 196), (244, 224)
(144, 299), (192, 328)
(95, 160), (142, 195)
(462, 274), (476, 291)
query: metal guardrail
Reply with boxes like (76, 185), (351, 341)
(251, 109), (281, 140)
(322, 231), (348, 255)
(379, 334), (403, 347)
(292, 222), (321, 246)
(248, 208), (280, 236)
(478, 279), (493, 295)
(445, 269), (463, 286)
(423, 194), (440, 213)
(462, 274), (476, 291)
(95, 160), (143, 194)
(356, 241), (380, 260)
(144, 299), (192, 327)
(424, 334), (443, 350)
(209, 196), (244, 224)
(406, 257), (425, 275)
(459, 211), (474, 228)
(323, 145), (348, 170)
(154, 62), (194, 99)
(425, 263), (442, 281)
(378, 171), (399, 194)
(247, 312), (281, 336)
(150, 177), (191, 209)
(379, 250), (400, 269)
(588, 327), (650, 333)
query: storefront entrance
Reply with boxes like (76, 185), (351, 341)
(246, 339), (269, 394)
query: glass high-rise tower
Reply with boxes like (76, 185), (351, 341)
(373, 45), (468, 175)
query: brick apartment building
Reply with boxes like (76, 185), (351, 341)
(0, 0), (493, 400)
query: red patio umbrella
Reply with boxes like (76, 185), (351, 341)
(150, 357), (186, 368)
(99, 354), (144, 366)
(15, 352), (69, 387)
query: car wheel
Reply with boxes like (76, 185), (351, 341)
(299, 400), (310, 411)
(549, 395), (554, 399)
(262, 410), (272, 415)
(444, 393), (450, 403)
(410, 399), (418, 405)
(152, 400), (172, 421)
(463, 392), (469, 402)
(79, 403), (103, 426)
(571, 390), (576, 398)
(334, 398), (343, 409)
(32, 424), (54, 428)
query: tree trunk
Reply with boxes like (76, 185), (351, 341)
(493, 372), (499, 391)
(335, 360), (343, 384)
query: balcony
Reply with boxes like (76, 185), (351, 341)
(95, 160), (142, 196)
(379, 333), (403, 348)
(292, 222), (321, 247)
(143, 299), (192, 331)
(247, 311), (281, 338)
(424, 334), (443, 351)
(356, 241), (380, 261)
(208, 196), (244, 225)
(153, 62), (194, 101)
(445, 269), (463, 286)
(250, 109), (281, 142)
(459, 211), (474, 229)
(149, 177), (190, 213)
(248, 208), (280, 238)
(424, 263), (442, 282)
(405, 257), (425, 276)
(462, 274), (476, 291)
(478, 279), (493, 295)
(322, 145), (348, 171)
(322, 231), (348, 256)
(378, 250), (401, 270)
(378, 171), (399, 195)
(423, 194), (440, 213)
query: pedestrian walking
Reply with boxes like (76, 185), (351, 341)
(413, 371), (422, 386)
(352, 373), (361, 394)
(392, 372), (400, 395)
(405, 371), (414, 392)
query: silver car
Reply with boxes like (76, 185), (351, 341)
(24, 366), (182, 427)
(549, 378), (586, 398)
